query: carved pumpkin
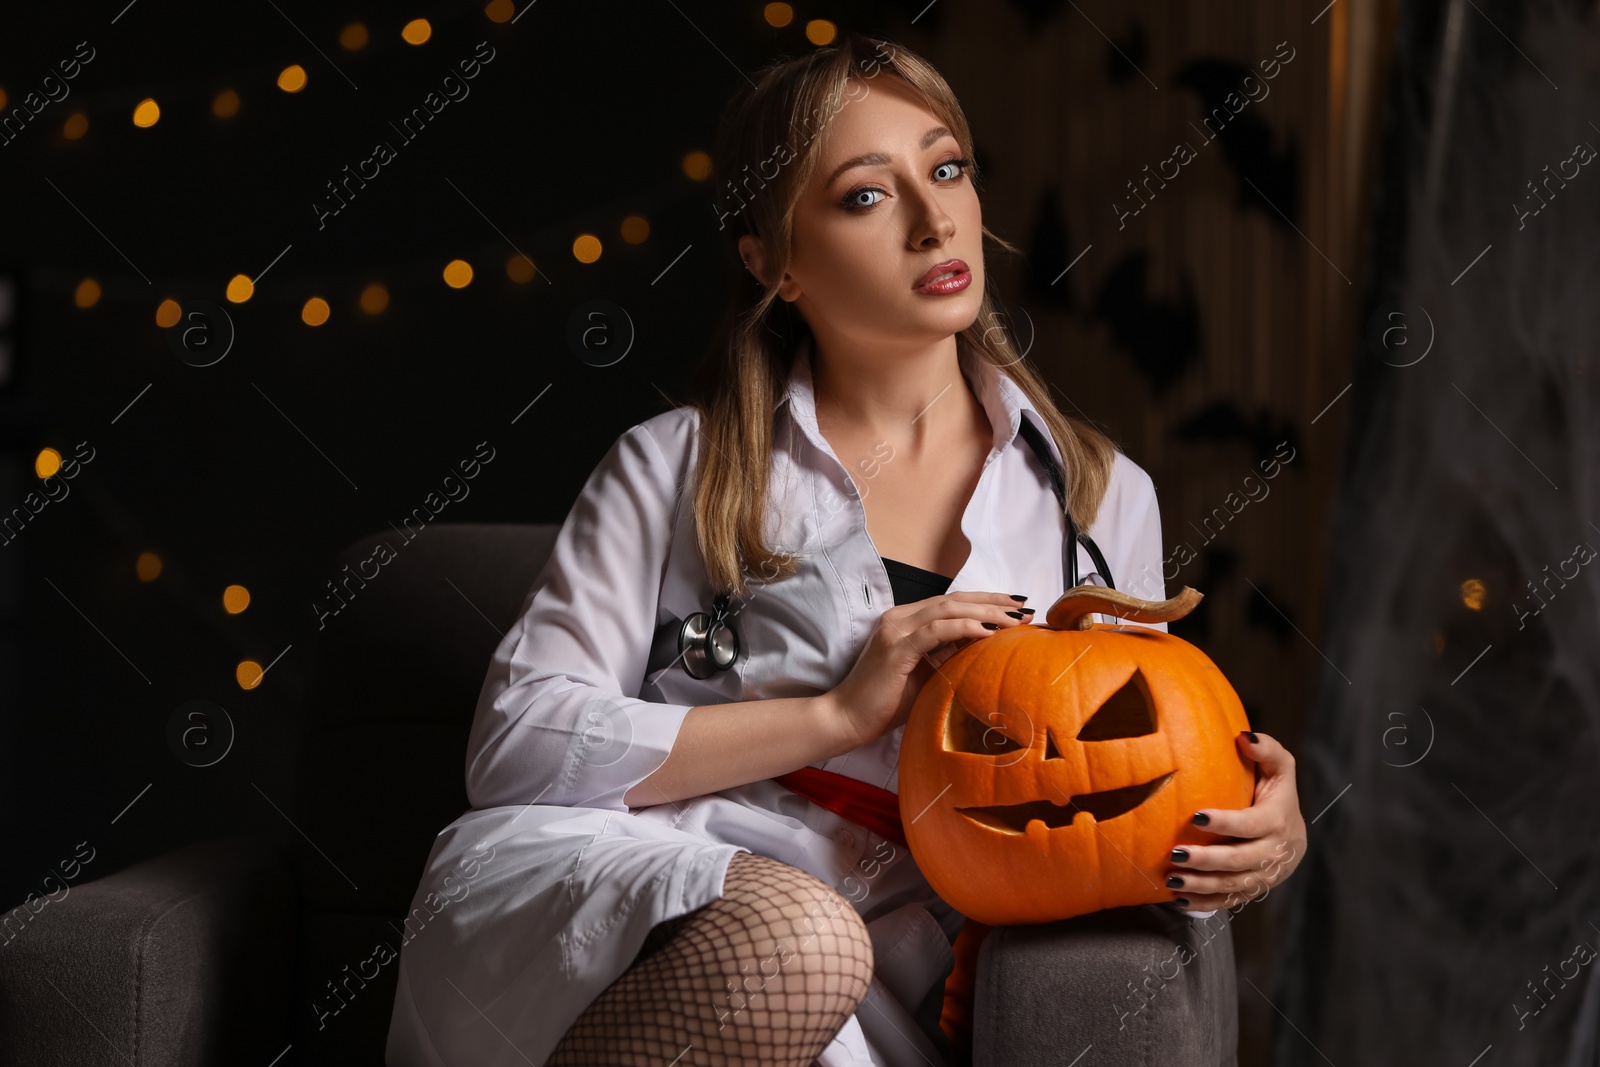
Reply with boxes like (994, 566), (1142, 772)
(898, 584), (1256, 926)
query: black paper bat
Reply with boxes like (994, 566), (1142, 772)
(1173, 400), (1301, 462)
(1091, 250), (1202, 396)
(1174, 58), (1300, 227)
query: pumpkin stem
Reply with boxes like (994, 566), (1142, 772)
(1046, 585), (1204, 631)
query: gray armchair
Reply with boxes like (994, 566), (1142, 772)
(0, 524), (1238, 1066)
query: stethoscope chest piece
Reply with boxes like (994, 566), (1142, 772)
(678, 593), (741, 679)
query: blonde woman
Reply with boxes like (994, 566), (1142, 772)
(386, 32), (1306, 1067)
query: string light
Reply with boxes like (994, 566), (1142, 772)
(442, 259), (474, 288)
(226, 275), (255, 303)
(132, 98), (160, 127)
(301, 296), (330, 325)
(34, 448), (62, 478)
(402, 19), (433, 45)
(277, 65), (309, 93)
(223, 585), (251, 614)
(236, 660), (264, 689)
(806, 19), (837, 45)
(681, 150), (712, 180)
(572, 235), (602, 264)
(136, 552), (163, 582)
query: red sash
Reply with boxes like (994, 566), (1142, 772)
(772, 766), (908, 849)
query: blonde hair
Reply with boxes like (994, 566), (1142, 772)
(689, 32), (1118, 599)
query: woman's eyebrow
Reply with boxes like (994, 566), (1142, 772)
(821, 125), (954, 188)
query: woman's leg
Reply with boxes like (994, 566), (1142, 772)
(545, 851), (874, 1067)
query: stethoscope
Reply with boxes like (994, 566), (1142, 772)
(650, 416), (1115, 680)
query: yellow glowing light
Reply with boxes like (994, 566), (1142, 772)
(805, 19), (837, 45)
(223, 584), (251, 614)
(764, 3), (794, 27)
(278, 65), (309, 93)
(340, 22), (369, 50)
(681, 150), (713, 181)
(620, 215), (650, 244)
(301, 297), (330, 326)
(226, 275), (255, 303)
(136, 551), (163, 582)
(73, 278), (102, 309)
(443, 259), (474, 288)
(236, 660), (264, 689)
(359, 283), (390, 314)
(485, 0), (516, 22)
(35, 448), (62, 478)
(1460, 578), (1486, 611)
(155, 299), (182, 327)
(132, 98), (161, 127)
(402, 19), (433, 45)
(506, 254), (537, 283)
(62, 111), (88, 139)
(572, 235), (602, 264)
(213, 89), (240, 118)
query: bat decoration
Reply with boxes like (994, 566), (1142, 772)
(1023, 188), (1077, 310)
(1107, 22), (1149, 85)
(1174, 399), (1301, 462)
(1244, 578), (1296, 643)
(1091, 250), (1202, 396)
(1173, 58), (1300, 227)
(1168, 547), (1239, 644)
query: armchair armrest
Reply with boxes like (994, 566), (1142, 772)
(972, 904), (1239, 1067)
(0, 836), (296, 1067)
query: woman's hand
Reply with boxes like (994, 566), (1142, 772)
(822, 591), (1034, 750)
(1165, 731), (1306, 912)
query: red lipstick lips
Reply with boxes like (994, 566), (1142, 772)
(912, 258), (971, 294)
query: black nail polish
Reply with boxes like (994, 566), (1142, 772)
(1192, 811), (1210, 826)
(1166, 875), (1185, 889)
(1018, 607), (1036, 615)
(1242, 730), (1259, 744)
(1171, 847), (1190, 863)
(1173, 897), (1191, 907)
(1006, 610), (1025, 619)
(982, 622), (1000, 630)
(1009, 594), (1028, 601)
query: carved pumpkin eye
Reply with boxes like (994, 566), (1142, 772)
(1075, 669), (1156, 741)
(944, 696), (1028, 757)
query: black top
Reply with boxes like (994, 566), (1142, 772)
(880, 556), (955, 605)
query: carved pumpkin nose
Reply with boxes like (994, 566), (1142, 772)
(899, 584), (1257, 925)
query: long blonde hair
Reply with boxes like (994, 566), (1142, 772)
(690, 32), (1118, 599)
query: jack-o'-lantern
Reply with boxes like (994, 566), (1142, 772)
(898, 584), (1255, 926)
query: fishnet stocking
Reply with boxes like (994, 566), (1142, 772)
(545, 850), (874, 1067)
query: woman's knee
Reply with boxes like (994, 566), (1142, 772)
(719, 851), (874, 1004)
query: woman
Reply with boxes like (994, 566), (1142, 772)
(385, 33), (1307, 1067)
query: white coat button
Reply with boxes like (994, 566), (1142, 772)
(834, 828), (855, 849)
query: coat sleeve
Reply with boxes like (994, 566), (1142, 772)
(463, 422), (696, 812)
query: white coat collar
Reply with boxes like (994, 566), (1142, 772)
(772, 331), (1065, 473)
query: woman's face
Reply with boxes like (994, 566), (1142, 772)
(770, 75), (985, 348)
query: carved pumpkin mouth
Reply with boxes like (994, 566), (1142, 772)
(954, 771), (1175, 834)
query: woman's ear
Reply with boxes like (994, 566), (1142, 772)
(737, 233), (768, 286)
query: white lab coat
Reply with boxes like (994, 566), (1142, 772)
(385, 334), (1200, 1067)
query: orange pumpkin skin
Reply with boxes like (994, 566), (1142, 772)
(898, 601), (1255, 926)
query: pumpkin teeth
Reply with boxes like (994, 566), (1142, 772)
(955, 771), (1175, 834)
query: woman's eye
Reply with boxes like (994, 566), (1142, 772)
(933, 157), (972, 182)
(843, 187), (885, 210)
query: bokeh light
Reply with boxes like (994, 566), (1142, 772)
(443, 259), (474, 288)
(681, 150), (712, 180)
(136, 552), (163, 582)
(620, 215), (650, 244)
(301, 297), (330, 326)
(360, 283), (390, 314)
(572, 235), (602, 264)
(213, 89), (240, 118)
(277, 65), (308, 93)
(132, 98), (160, 127)
(226, 275), (255, 303)
(402, 19), (432, 44)
(223, 585), (251, 614)
(73, 278), (101, 309)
